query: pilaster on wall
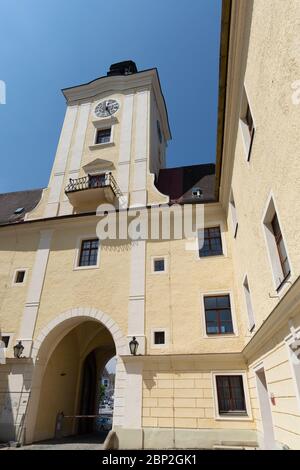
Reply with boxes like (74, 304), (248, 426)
(128, 240), (146, 353)
(59, 102), (91, 216)
(123, 359), (143, 429)
(113, 357), (126, 427)
(131, 91), (148, 208)
(18, 230), (53, 356)
(118, 93), (134, 208)
(44, 105), (78, 218)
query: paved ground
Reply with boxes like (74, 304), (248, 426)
(6, 432), (108, 450)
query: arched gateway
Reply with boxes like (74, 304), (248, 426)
(24, 308), (127, 444)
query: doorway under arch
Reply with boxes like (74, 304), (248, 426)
(25, 309), (126, 444)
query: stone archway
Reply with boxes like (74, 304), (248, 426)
(24, 308), (127, 444)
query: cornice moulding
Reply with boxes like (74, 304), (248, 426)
(62, 69), (171, 142)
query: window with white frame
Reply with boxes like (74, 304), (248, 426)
(13, 269), (27, 285)
(243, 275), (255, 331)
(229, 190), (238, 238)
(154, 331), (165, 345)
(240, 87), (255, 161)
(0, 334), (11, 349)
(78, 239), (99, 267)
(95, 128), (111, 144)
(203, 295), (234, 335)
(199, 226), (223, 257)
(151, 328), (167, 347)
(153, 257), (166, 273)
(262, 197), (290, 291)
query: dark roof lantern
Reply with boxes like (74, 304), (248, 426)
(107, 61), (138, 77)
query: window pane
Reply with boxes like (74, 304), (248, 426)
(206, 323), (218, 334)
(154, 259), (165, 272)
(154, 331), (165, 344)
(199, 226), (223, 257)
(206, 310), (217, 321)
(96, 128), (111, 144)
(204, 297), (217, 309)
(216, 376), (246, 414)
(216, 295), (230, 309)
(220, 310), (231, 321)
(79, 239), (99, 266)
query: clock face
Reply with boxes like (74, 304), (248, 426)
(94, 99), (119, 118)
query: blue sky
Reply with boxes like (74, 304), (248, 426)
(0, 0), (221, 193)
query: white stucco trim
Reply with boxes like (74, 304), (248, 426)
(242, 273), (256, 332)
(90, 117), (116, 148)
(212, 371), (253, 421)
(200, 290), (238, 338)
(73, 234), (101, 271)
(131, 91), (148, 207)
(151, 255), (168, 274)
(32, 307), (127, 359)
(68, 102), (91, 173)
(150, 328), (168, 349)
(118, 93), (134, 207)
(285, 323), (300, 412)
(0, 333), (13, 350)
(239, 85), (256, 161)
(123, 359), (143, 428)
(18, 230), (53, 356)
(261, 191), (293, 294)
(128, 240), (146, 354)
(44, 105), (78, 217)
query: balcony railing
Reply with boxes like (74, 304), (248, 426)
(65, 172), (123, 200)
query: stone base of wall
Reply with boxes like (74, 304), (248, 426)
(114, 426), (259, 449)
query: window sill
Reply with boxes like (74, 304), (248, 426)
(73, 265), (99, 271)
(215, 413), (250, 422)
(89, 142), (115, 150)
(198, 254), (225, 260)
(233, 222), (239, 239)
(204, 334), (237, 339)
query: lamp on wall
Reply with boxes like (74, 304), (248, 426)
(129, 336), (139, 356)
(13, 341), (24, 359)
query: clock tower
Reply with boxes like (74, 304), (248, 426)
(29, 61), (171, 220)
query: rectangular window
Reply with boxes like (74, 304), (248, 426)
(15, 270), (25, 284)
(263, 196), (291, 291)
(204, 295), (234, 335)
(240, 88), (255, 161)
(271, 213), (290, 280)
(95, 128), (111, 144)
(216, 375), (247, 415)
(243, 276), (255, 331)
(78, 239), (99, 267)
(229, 190), (238, 238)
(88, 173), (106, 188)
(245, 104), (254, 137)
(154, 258), (165, 272)
(154, 331), (165, 345)
(199, 227), (223, 257)
(1, 336), (10, 348)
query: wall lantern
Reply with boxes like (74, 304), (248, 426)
(13, 341), (24, 359)
(129, 336), (139, 356)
